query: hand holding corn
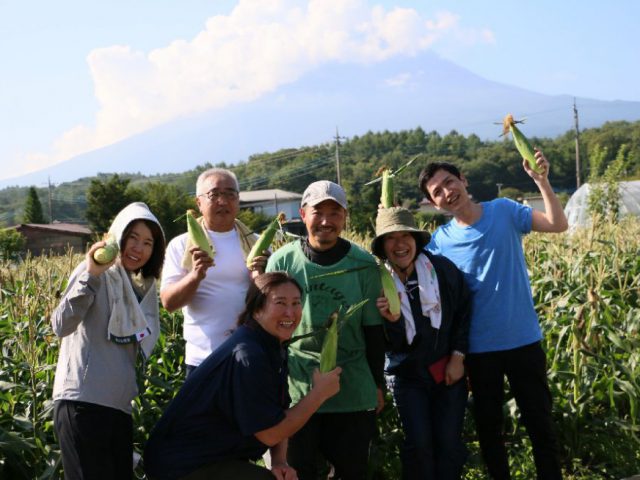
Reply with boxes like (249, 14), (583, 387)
(86, 241), (117, 276)
(311, 367), (342, 402)
(522, 149), (550, 183)
(189, 246), (215, 281)
(376, 293), (401, 322)
(93, 234), (119, 264)
(247, 253), (269, 279)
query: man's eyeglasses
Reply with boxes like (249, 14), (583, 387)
(199, 189), (239, 201)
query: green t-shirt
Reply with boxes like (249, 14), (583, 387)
(266, 240), (382, 412)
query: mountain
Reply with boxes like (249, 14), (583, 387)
(3, 51), (639, 189)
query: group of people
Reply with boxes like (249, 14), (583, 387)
(51, 150), (568, 480)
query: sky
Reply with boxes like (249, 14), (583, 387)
(1, 0), (639, 183)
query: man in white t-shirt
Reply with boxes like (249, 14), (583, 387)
(160, 168), (266, 376)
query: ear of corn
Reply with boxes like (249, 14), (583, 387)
(245, 212), (285, 268)
(93, 234), (119, 264)
(319, 310), (339, 373)
(364, 155), (419, 206)
(503, 114), (542, 174)
(381, 169), (394, 208)
(186, 209), (215, 259)
(379, 261), (401, 317)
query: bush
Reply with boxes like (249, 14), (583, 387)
(0, 228), (25, 261)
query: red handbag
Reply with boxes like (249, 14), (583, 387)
(428, 355), (450, 384)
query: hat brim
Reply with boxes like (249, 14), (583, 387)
(371, 228), (431, 259)
(302, 196), (347, 209)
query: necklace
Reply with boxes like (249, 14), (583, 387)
(404, 278), (419, 301)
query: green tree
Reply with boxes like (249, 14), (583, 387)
(127, 182), (195, 241)
(23, 187), (46, 224)
(237, 209), (270, 232)
(85, 174), (132, 234)
(0, 228), (25, 260)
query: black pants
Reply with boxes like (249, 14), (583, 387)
(465, 341), (562, 480)
(175, 459), (273, 480)
(390, 375), (468, 479)
(54, 400), (133, 480)
(287, 410), (376, 480)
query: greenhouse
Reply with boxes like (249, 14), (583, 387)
(564, 180), (640, 229)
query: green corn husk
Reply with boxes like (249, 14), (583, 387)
(319, 311), (339, 373)
(93, 235), (119, 264)
(503, 114), (542, 174)
(381, 169), (394, 208)
(246, 212), (285, 268)
(379, 261), (401, 316)
(315, 299), (369, 372)
(365, 155), (419, 207)
(186, 209), (215, 259)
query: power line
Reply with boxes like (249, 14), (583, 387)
(574, 98), (582, 189)
(334, 127), (347, 186)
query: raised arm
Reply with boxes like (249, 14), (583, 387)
(51, 242), (113, 337)
(524, 149), (569, 233)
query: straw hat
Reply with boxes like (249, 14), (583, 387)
(371, 207), (431, 259)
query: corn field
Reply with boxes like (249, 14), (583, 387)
(1, 218), (639, 479)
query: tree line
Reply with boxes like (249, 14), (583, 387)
(1, 120), (638, 238)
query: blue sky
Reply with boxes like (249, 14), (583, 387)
(1, 0), (638, 182)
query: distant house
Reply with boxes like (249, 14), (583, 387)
(13, 222), (93, 256)
(523, 195), (546, 212)
(240, 189), (303, 220)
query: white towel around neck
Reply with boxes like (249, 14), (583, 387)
(387, 252), (442, 344)
(104, 263), (159, 360)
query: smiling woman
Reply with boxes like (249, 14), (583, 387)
(51, 202), (166, 479)
(143, 272), (342, 480)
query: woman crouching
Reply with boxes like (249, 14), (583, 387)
(144, 272), (341, 480)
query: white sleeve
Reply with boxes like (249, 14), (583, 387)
(160, 234), (189, 290)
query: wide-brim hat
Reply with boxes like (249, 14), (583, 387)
(371, 207), (431, 259)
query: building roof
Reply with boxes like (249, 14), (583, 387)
(14, 222), (93, 235)
(239, 189), (302, 203)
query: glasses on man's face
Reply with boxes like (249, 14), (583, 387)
(200, 189), (239, 201)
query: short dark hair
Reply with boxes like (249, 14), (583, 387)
(120, 219), (166, 278)
(237, 272), (303, 328)
(418, 162), (462, 202)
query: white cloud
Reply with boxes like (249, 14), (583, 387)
(19, 0), (494, 174)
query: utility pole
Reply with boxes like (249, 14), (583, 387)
(574, 98), (581, 189)
(334, 127), (346, 186)
(48, 176), (53, 223)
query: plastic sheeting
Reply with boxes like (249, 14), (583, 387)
(564, 180), (640, 228)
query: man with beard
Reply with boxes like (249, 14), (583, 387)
(266, 180), (385, 480)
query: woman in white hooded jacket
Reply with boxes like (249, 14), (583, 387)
(51, 202), (166, 480)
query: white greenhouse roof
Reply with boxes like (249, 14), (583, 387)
(564, 180), (640, 228)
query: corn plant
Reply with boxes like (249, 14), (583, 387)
(1, 218), (639, 479)
(0, 251), (78, 479)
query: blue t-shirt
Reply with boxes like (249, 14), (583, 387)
(143, 324), (289, 480)
(427, 198), (541, 353)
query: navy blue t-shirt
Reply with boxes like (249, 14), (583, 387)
(144, 324), (290, 480)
